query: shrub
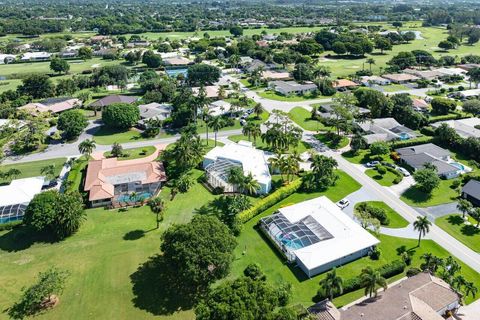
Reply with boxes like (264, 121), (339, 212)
(392, 136), (435, 148)
(376, 165), (387, 175)
(239, 179), (302, 223)
(0, 220), (22, 231)
(369, 206), (390, 225)
(102, 103), (140, 129)
(451, 179), (461, 189)
(420, 126), (436, 136)
(393, 176), (403, 184)
(406, 267), (422, 277)
(369, 247), (381, 260)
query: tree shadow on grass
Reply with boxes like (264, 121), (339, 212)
(0, 226), (57, 252)
(130, 255), (196, 316)
(461, 224), (480, 237)
(401, 186), (432, 204)
(447, 215), (464, 226)
(123, 229), (145, 241)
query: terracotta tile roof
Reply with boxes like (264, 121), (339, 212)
(84, 146), (167, 201)
(332, 79), (358, 88)
(19, 98), (81, 114)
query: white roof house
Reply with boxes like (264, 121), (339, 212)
(432, 118), (480, 138)
(207, 100), (233, 117)
(261, 196), (380, 277)
(20, 52), (52, 61)
(0, 177), (45, 223)
(203, 141), (272, 194)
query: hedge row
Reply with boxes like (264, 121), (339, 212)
(428, 113), (468, 124)
(391, 136), (434, 149)
(317, 260), (406, 300)
(238, 178), (302, 223)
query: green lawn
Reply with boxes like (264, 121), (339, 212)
(314, 133), (349, 149)
(0, 158), (66, 184)
(92, 126), (175, 145)
(257, 90), (328, 102)
(228, 134), (311, 154)
(436, 214), (480, 253)
(104, 146), (156, 160)
(288, 107), (334, 132)
(381, 84), (410, 92)
(342, 149), (393, 165)
(365, 168), (401, 187)
(0, 169), (214, 320)
(355, 201), (409, 228)
(228, 171), (480, 307)
(401, 178), (460, 207)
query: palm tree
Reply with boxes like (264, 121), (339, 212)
(319, 268), (343, 301)
(229, 54), (240, 71)
(148, 197), (165, 229)
(201, 107), (212, 144)
(227, 167), (245, 193)
(129, 192), (138, 205)
(208, 116), (225, 146)
(457, 198), (473, 219)
(366, 58), (375, 72)
(78, 139), (96, 159)
(41, 164), (56, 181)
(250, 123), (261, 145)
(361, 266), (387, 298)
(242, 173), (260, 195)
(253, 103), (264, 119)
(413, 216), (431, 247)
(269, 154), (286, 181)
(469, 207), (480, 228)
(464, 281), (478, 299)
(242, 121), (254, 141)
(217, 86), (226, 99)
(284, 153), (300, 182)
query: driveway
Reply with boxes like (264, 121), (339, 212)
(414, 202), (459, 221)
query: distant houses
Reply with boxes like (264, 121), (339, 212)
(332, 79), (358, 91)
(431, 117), (480, 138)
(137, 102), (172, 128)
(19, 97), (82, 115)
(358, 118), (419, 144)
(90, 95), (138, 109)
(382, 73), (420, 84)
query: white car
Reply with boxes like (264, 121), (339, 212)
(397, 167), (411, 177)
(336, 198), (350, 209)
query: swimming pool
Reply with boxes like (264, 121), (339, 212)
(116, 192), (153, 203)
(398, 132), (411, 140)
(450, 162), (465, 170)
(165, 68), (188, 78)
(0, 215), (23, 224)
(276, 232), (304, 250)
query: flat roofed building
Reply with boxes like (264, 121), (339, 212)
(163, 56), (193, 66)
(203, 141), (271, 194)
(382, 73), (420, 83)
(260, 196), (380, 277)
(0, 177), (44, 224)
(269, 80), (317, 95)
(309, 272), (460, 320)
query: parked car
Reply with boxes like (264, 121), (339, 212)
(240, 119), (247, 126)
(397, 167), (411, 177)
(382, 162), (396, 169)
(336, 198), (350, 209)
(365, 161), (380, 168)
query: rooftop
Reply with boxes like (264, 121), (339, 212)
(0, 177), (45, 207)
(332, 79), (358, 88)
(382, 73), (420, 82)
(19, 98), (81, 114)
(90, 95), (138, 107)
(462, 179), (480, 200)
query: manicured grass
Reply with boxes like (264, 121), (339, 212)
(0, 158), (66, 184)
(436, 214), (480, 253)
(228, 171), (480, 307)
(104, 146), (156, 160)
(342, 149), (392, 165)
(228, 134), (311, 154)
(257, 90), (329, 102)
(365, 168), (401, 187)
(314, 133), (349, 149)
(288, 107), (334, 132)
(66, 156), (89, 194)
(401, 178), (460, 207)
(92, 126), (174, 145)
(381, 84), (410, 92)
(0, 169), (213, 320)
(355, 201), (409, 229)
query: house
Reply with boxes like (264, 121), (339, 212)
(59, 50), (78, 58)
(309, 272), (460, 320)
(90, 95), (138, 109)
(192, 85), (221, 99)
(435, 67), (467, 77)
(360, 75), (391, 86)
(125, 41), (151, 48)
(137, 103), (172, 128)
(239, 56), (253, 66)
(93, 48), (117, 57)
(395, 143), (464, 179)
(20, 52), (52, 61)
(0, 54), (16, 64)
(462, 179), (480, 206)
(84, 147), (167, 207)
(0, 177), (45, 224)
(90, 35), (110, 44)
(19, 98), (82, 114)
(260, 196), (380, 277)
(458, 89), (480, 99)
(163, 56), (193, 66)
(245, 59), (267, 73)
(404, 68), (444, 80)
(207, 100), (234, 117)
(269, 80), (317, 96)
(261, 71), (291, 81)
(332, 79), (358, 91)
(358, 118), (420, 144)
(382, 73), (420, 83)
(203, 141), (271, 194)
(458, 63), (480, 71)
(256, 40), (269, 48)
(413, 98), (429, 112)
(431, 117), (480, 138)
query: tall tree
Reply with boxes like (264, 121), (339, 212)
(361, 266), (387, 298)
(413, 216), (432, 247)
(319, 268), (343, 301)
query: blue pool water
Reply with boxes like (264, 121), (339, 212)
(398, 132), (410, 140)
(450, 162), (465, 170)
(117, 192), (153, 203)
(165, 68), (188, 78)
(0, 215), (22, 224)
(276, 233), (304, 250)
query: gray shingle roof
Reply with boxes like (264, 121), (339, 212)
(90, 95), (138, 107)
(395, 143), (450, 159)
(462, 179), (480, 200)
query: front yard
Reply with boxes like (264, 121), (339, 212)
(228, 134), (311, 154)
(436, 214), (480, 253)
(0, 158), (67, 184)
(103, 146), (157, 160)
(354, 201), (409, 229)
(401, 178), (460, 207)
(257, 90), (330, 102)
(365, 168), (402, 187)
(287, 107), (334, 132)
